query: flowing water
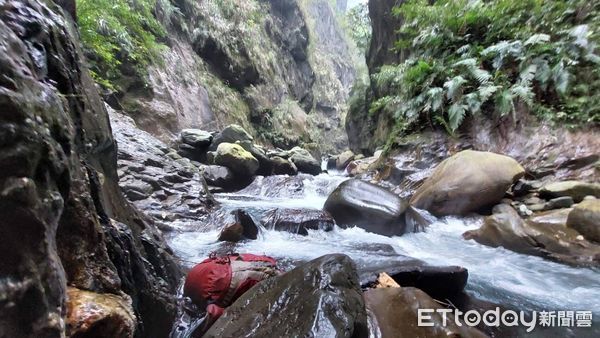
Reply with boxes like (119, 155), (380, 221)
(169, 173), (600, 336)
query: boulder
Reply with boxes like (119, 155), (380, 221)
(463, 205), (600, 267)
(336, 150), (355, 170)
(66, 287), (136, 338)
(544, 196), (574, 210)
(540, 181), (600, 203)
(209, 124), (253, 151)
(410, 150), (525, 216)
(179, 129), (213, 148)
(202, 165), (236, 189)
(237, 141), (272, 176)
(214, 143), (259, 177)
(364, 287), (487, 338)
(218, 209), (259, 242)
(270, 156), (298, 175)
(289, 147), (321, 175)
(324, 179), (409, 236)
(204, 254), (368, 338)
(261, 209), (335, 235)
(361, 264), (468, 299)
(567, 199), (600, 243)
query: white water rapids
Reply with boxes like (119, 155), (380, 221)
(168, 173), (600, 334)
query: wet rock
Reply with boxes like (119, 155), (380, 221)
(204, 254), (368, 338)
(411, 150), (525, 216)
(289, 147), (322, 175)
(214, 143), (259, 177)
(364, 287), (487, 338)
(540, 181), (600, 203)
(180, 129), (213, 148)
(209, 124), (253, 151)
(261, 209), (335, 235)
(463, 205), (600, 267)
(361, 263), (468, 299)
(324, 179), (409, 236)
(567, 199), (600, 243)
(336, 150), (355, 170)
(202, 165), (236, 189)
(66, 287), (135, 337)
(237, 141), (272, 176)
(270, 156), (298, 175)
(544, 196), (574, 210)
(512, 179), (543, 197)
(218, 209), (259, 242)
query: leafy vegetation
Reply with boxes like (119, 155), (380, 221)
(344, 3), (371, 54)
(77, 0), (167, 90)
(369, 0), (599, 134)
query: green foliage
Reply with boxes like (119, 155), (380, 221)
(77, 0), (167, 90)
(370, 0), (599, 135)
(345, 3), (371, 54)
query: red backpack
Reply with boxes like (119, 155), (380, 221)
(184, 253), (278, 308)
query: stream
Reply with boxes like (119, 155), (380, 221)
(168, 173), (600, 336)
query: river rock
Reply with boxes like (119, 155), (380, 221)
(567, 199), (600, 243)
(66, 287), (136, 337)
(410, 150), (525, 216)
(271, 156), (298, 175)
(261, 209), (335, 235)
(361, 263), (468, 299)
(180, 129), (213, 147)
(218, 209), (259, 242)
(209, 124), (253, 151)
(336, 150), (355, 170)
(463, 205), (600, 267)
(204, 254), (368, 338)
(289, 146), (321, 175)
(364, 287), (487, 338)
(202, 165), (235, 189)
(544, 196), (574, 210)
(214, 143), (259, 177)
(540, 181), (600, 202)
(237, 140), (273, 176)
(324, 179), (409, 236)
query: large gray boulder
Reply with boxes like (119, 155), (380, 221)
(237, 140), (272, 176)
(324, 179), (409, 236)
(271, 156), (298, 175)
(209, 124), (253, 151)
(336, 150), (355, 170)
(567, 199), (600, 243)
(202, 165), (236, 189)
(289, 146), (321, 175)
(179, 129), (213, 147)
(411, 150), (525, 216)
(214, 143), (259, 177)
(204, 254), (368, 338)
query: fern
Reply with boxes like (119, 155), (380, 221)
(444, 76), (467, 102)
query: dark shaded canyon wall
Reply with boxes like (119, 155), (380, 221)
(0, 1), (181, 337)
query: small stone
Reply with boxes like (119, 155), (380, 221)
(528, 204), (546, 212)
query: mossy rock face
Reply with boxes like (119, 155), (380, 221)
(411, 150), (525, 216)
(567, 199), (600, 243)
(214, 143), (259, 177)
(540, 181), (600, 203)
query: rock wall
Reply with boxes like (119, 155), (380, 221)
(0, 1), (181, 337)
(346, 0), (598, 183)
(108, 0), (358, 155)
